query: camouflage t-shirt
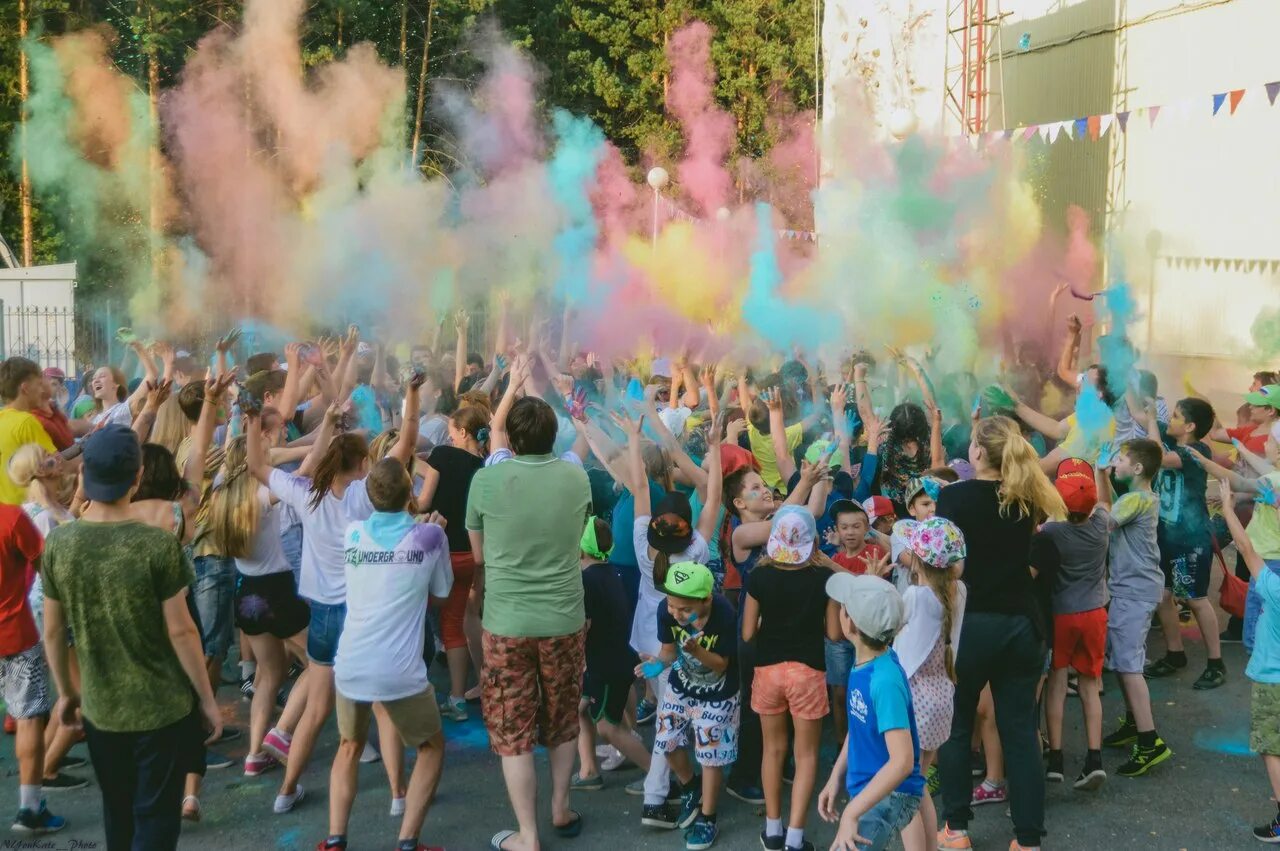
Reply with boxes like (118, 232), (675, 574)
(42, 520), (195, 732)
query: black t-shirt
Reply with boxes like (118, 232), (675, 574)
(937, 479), (1039, 626)
(425, 446), (484, 552)
(1028, 531), (1061, 644)
(582, 563), (638, 680)
(746, 563), (833, 670)
(657, 594), (739, 702)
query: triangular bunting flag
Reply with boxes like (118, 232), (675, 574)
(1267, 82), (1280, 106)
(1272, 260), (1280, 275)
(1233, 259), (1244, 272)
(1036, 124), (1048, 142)
(1073, 117), (1087, 139)
(1087, 115), (1101, 140)
(1230, 89), (1245, 114)
(1047, 123), (1062, 143)
(1212, 92), (1227, 115)
(1116, 111), (1130, 132)
(1099, 114), (1115, 137)
(1003, 128), (1015, 140)
(1209, 258), (1222, 271)
(1148, 105), (1161, 127)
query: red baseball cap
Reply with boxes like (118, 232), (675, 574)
(721, 444), (760, 477)
(862, 495), (895, 522)
(1055, 458), (1098, 514)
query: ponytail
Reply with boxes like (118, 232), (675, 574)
(652, 551), (671, 591)
(308, 433), (369, 512)
(917, 554), (960, 683)
(972, 416), (1066, 521)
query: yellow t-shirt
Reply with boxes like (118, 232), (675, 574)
(747, 421), (804, 492)
(1247, 472), (1280, 561)
(0, 409), (55, 505)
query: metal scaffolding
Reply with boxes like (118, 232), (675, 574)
(943, 0), (1008, 135)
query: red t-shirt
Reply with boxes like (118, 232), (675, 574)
(0, 505), (42, 655)
(832, 542), (887, 576)
(1227, 424), (1269, 457)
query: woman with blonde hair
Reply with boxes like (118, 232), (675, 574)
(206, 435), (310, 780)
(935, 415), (1064, 851)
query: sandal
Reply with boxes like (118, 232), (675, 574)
(181, 795), (201, 822)
(553, 809), (583, 838)
(490, 829), (518, 850)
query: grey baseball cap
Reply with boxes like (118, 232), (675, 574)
(826, 573), (905, 644)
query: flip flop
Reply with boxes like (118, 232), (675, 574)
(490, 830), (518, 850)
(553, 810), (583, 838)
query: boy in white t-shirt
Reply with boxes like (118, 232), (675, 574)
(322, 459), (453, 851)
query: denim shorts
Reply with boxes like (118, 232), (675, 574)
(824, 637), (856, 687)
(192, 555), (237, 659)
(856, 791), (922, 851)
(307, 600), (347, 666)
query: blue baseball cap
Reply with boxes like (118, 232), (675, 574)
(81, 424), (142, 503)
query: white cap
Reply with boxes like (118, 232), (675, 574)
(826, 573), (905, 644)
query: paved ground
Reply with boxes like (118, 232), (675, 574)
(10, 629), (1271, 851)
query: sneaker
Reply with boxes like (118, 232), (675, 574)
(12, 802), (64, 835)
(625, 778), (646, 797)
(274, 784), (306, 814)
(678, 783), (703, 829)
(684, 815), (718, 851)
(1073, 766), (1107, 791)
(57, 755), (87, 771)
(1009, 842), (1040, 851)
(245, 752), (279, 777)
(1102, 716), (1138, 749)
(938, 825), (973, 849)
(926, 762), (941, 796)
(440, 696), (468, 722)
(761, 830), (785, 851)
(571, 773), (604, 791)
(969, 750), (984, 778)
(40, 773), (88, 792)
(726, 781), (766, 806)
(601, 746), (628, 771)
(1143, 656), (1186, 678)
(1220, 624), (1244, 644)
(1116, 738), (1172, 777)
(240, 678), (256, 701)
(360, 742), (381, 763)
(1253, 813), (1280, 843)
(641, 801), (679, 829)
(206, 749), (235, 770)
(1044, 751), (1064, 783)
(785, 842), (815, 851)
(970, 780), (1007, 806)
(315, 841), (347, 851)
(390, 796), (405, 817)
(1193, 665), (1226, 690)
(636, 699), (657, 726)
(216, 725), (242, 743)
(263, 728), (292, 763)
(1178, 604), (1193, 625)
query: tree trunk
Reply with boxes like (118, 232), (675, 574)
(409, 0), (434, 166)
(143, 0), (161, 292)
(18, 0), (32, 266)
(399, 0), (408, 66)
(336, 7), (344, 48)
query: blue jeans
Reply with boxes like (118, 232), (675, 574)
(191, 555), (236, 659)
(307, 600), (347, 666)
(856, 791), (921, 851)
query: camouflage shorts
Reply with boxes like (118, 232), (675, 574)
(1251, 681), (1280, 755)
(481, 628), (585, 757)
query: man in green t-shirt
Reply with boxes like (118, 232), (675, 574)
(42, 424), (221, 851)
(467, 396), (591, 851)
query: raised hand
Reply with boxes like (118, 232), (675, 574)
(610, 410), (645, 439)
(215, 328), (242, 355)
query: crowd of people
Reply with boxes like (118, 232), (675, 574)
(0, 308), (1277, 851)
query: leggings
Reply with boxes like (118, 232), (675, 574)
(438, 552), (475, 651)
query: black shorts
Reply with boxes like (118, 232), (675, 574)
(234, 571), (310, 639)
(1160, 545), (1213, 600)
(583, 669), (635, 726)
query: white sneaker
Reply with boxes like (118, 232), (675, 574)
(601, 746), (627, 771)
(273, 784), (305, 814)
(390, 796), (406, 817)
(360, 743), (381, 764)
(595, 743), (613, 760)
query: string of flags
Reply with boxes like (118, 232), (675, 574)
(1163, 255), (1280, 274)
(976, 79), (1280, 146)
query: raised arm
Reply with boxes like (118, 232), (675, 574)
(695, 414), (724, 542)
(1185, 444), (1259, 493)
(643, 387), (708, 493)
(1056, 314), (1083, 386)
(489, 354), (531, 455)
(297, 401), (342, 479)
(125, 340), (159, 414)
(765, 389), (797, 485)
(1004, 384), (1071, 441)
(388, 371), (425, 466)
(1234, 438), (1276, 476)
(830, 384), (854, 472)
(616, 412), (650, 517)
(278, 343), (305, 422)
(335, 325), (360, 403)
(212, 328), (240, 379)
(1218, 478), (1265, 576)
(453, 309), (469, 394)
(679, 359), (700, 410)
(131, 379), (172, 443)
(180, 370), (235, 515)
(852, 361), (875, 431)
(154, 341), (176, 385)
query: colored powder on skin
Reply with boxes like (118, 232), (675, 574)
(548, 109), (605, 305)
(1074, 382), (1114, 445)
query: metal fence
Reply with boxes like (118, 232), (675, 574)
(0, 302), (119, 375)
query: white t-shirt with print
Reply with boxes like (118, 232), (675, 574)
(336, 516), (453, 702)
(630, 515), (711, 658)
(234, 486), (293, 578)
(92, 401), (133, 428)
(268, 469), (376, 605)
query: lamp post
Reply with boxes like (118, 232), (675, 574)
(647, 166), (669, 251)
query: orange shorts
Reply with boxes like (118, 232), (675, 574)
(751, 661), (829, 721)
(1052, 607), (1107, 678)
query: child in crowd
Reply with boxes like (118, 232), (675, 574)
(1096, 439), (1172, 776)
(642, 561), (740, 851)
(826, 500), (888, 742)
(574, 518), (651, 789)
(819, 573), (924, 851)
(1035, 459), (1109, 790)
(893, 518), (966, 851)
(742, 506), (840, 851)
(863, 495), (897, 537)
(1217, 478), (1280, 843)
(1143, 398), (1225, 689)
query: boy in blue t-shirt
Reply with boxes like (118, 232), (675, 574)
(818, 573), (923, 851)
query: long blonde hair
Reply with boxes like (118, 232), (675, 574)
(973, 416), (1065, 521)
(912, 553), (961, 682)
(149, 396), (190, 455)
(206, 436), (259, 559)
(9, 444), (74, 508)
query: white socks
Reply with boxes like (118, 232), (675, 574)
(240, 661), (256, 679)
(765, 817), (782, 837)
(786, 827), (804, 848)
(19, 784), (39, 812)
